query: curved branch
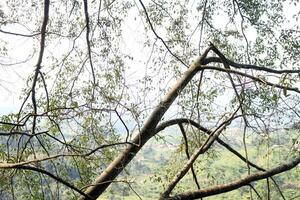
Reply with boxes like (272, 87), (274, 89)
(248, 184), (263, 200)
(15, 165), (93, 200)
(165, 156), (300, 200)
(155, 118), (263, 169)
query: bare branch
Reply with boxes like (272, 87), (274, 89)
(15, 165), (93, 200)
(0, 29), (40, 37)
(178, 123), (200, 190)
(165, 156), (300, 200)
(83, 0), (96, 90)
(31, 0), (50, 134)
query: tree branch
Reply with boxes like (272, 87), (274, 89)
(178, 123), (200, 190)
(83, 0), (96, 89)
(15, 165), (93, 200)
(203, 56), (300, 74)
(78, 45), (213, 200)
(31, 0), (50, 134)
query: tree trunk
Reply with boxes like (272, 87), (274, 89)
(79, 46), (212, 200)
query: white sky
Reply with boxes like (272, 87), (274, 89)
(0, 27), (35, 114)
(0, 1), (299, 116)
(0, 1), (150, 115)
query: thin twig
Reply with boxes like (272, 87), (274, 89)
(178, 123), (201, 190)
(138, 0), (188, 67)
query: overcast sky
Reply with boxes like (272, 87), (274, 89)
(0, 1), (299, 116)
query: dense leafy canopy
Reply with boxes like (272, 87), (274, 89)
(0, 0), (300, 199)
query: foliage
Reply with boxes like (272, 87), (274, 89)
(0, 0), (299, 199)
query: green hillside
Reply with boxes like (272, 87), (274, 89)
(100, 128), (300, 199)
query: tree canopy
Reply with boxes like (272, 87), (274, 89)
(0, 0), (300, 199)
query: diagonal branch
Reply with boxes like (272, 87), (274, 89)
(79, 43), (296, 199)
(210, 43), (254, 196)
(178, 123), (200, 190)
(165, 156), (300, 200)
(155, 118), (263, 171)
(78, 45), (213, 200)
(15, 165), (93, 200)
